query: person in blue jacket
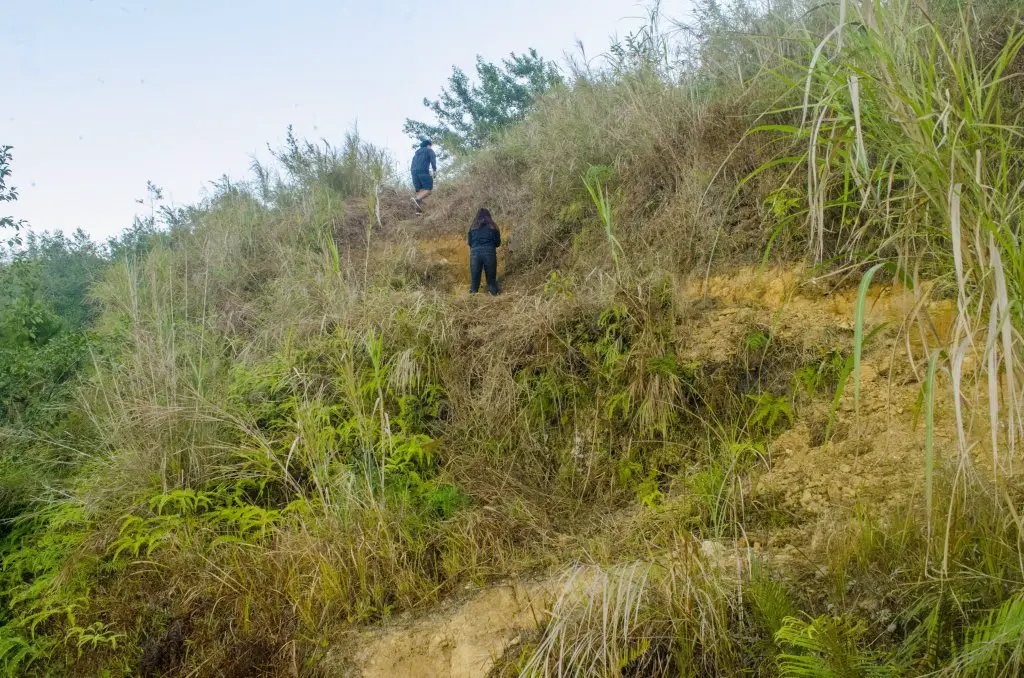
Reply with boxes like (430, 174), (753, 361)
(411, 139), (437, 213)
(467, 208), (501, 295)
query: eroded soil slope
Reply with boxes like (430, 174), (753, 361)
(339, 262), (963, 677)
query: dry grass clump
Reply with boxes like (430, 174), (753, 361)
(515, 535), (741, 677)
(452, 72), (777, 277)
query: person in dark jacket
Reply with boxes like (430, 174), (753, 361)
(467, 208), (501, 295)
(411, 139), (437, 213)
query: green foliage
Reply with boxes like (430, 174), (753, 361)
(111, 486), (286, 562)
(267, 125), (394, 203)
(793, 347), (848, 399)
(776, 615), (898, 677)
(764, 186), (803, 223)
(582, 165), (624, 278)
(760, 186), (806, 263)
(543, 270), (575, 299)
(404, 49), (563, 155)
(420, 482), (470, 520)
(20, 230), (107, 329)
(227, 327), (451, 515)
(688, 438), (766, 536)
(6, 1), (1024, 674)
(0, 256), (93, 431)
(748, 568), (798, 637)
(744, 392), (793, 437)
(0, 502), (95, 675)
(853, 264), (886, 415)
(0, 330), (87, 424)
(0, 145), (25, 248)
(0, 261), (64, 347)
(618, 460), (664, 508)
(744, 329), (770, 353)
(951, 590), (1024, 676)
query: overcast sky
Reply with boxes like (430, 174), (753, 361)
(3, 0), (651, 241)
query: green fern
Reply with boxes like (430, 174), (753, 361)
(207, 503), (282, 542)
(617, 637), (652, 670)
(0, 628), (47, 675)
(109, 514), (178, 560)
(148, 488), (214, 516)
(745, 392), (794, 437)
(67, 621), (124, 656)
(776, 615), (897, 677)
(950, 591), (1024, 677)
(749, 568), (797, 636)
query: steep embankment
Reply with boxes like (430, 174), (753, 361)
(333, 227), (964, 676)
(0, 184), (992, 677)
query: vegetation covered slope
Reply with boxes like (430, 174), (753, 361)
(2, 1), (1024, 675)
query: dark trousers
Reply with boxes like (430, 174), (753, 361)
(469, 247), (499, 295)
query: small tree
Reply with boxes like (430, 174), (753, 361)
(1, 145), (25, 249)
(404, 49), (563, 155)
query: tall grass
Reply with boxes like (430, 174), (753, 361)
(780, 0), (1024, 463)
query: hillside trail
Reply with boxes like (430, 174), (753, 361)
(388, 200), (520, 298)
(417, 231), (513, 297)
(339, 205), (970, 677)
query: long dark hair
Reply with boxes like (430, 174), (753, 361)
(471, 208), (496, 230)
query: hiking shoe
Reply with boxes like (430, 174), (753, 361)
(411, 197), (422, 213)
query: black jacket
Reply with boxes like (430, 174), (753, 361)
(468, 225), (501, 249)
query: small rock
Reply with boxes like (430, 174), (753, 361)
(839, 464), (852, 474)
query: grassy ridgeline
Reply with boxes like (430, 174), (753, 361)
(2, 0), (1024, 675)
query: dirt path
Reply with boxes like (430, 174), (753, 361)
(414, 226), (514, 295)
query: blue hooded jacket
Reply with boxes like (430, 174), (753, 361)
(411, 144), (437, 175)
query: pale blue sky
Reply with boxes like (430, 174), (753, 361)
(3, 0), (650, 240)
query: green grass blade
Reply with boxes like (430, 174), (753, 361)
(924, 350), (940, 542)
(854, 263), (886, 414)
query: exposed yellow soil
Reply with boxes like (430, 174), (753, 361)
(327, 581), (553, 677)
(417, 231), (510, 291)
(685, 266), (963, 548)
